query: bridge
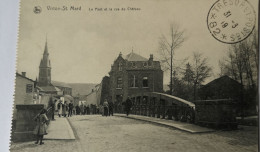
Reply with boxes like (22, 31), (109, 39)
(10, 93), (255, 152)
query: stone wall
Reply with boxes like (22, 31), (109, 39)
(12, 104), (44, 142)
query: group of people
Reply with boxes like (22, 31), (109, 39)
(57, 100), (74, 117)
(75, 104), (98, 115)
(32, 96), (134, 145)
(102, 96), (133, 116)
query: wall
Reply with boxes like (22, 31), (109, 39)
(86, 91), (98, 105)
(13, 75), (35, 120)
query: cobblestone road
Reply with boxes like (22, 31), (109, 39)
(10, 115), (258, 152)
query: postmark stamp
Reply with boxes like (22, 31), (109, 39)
(207, 0), (256, 44)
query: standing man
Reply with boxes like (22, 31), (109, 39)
(108, 101), (114, 116)
(125, 96), (132, 116)
(68, 101), (73, 117)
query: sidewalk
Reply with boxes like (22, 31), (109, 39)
(44, 117), (75, 140)
(114, 114), (214, 133)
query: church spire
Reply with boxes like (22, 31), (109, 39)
(44, 37), (49, 55)
(38, 38), (52, 86)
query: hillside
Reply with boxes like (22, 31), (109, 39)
(69, 83), (98, 96)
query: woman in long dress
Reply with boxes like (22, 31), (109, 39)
(103, 99), (109, 117)
(63, 101), (68, 117)
(33, 109), (49, 145)
(57, 100), (63, 117)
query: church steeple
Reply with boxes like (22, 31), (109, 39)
(38, 39), (52, 86)
(44, 38), (49, 55)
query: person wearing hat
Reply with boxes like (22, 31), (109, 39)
(125, 96), (132, 116)
(33, 108), (49, 145)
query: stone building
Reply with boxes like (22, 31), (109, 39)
(97, 76), (110, 106)
(37, 40), (57, 94)
(108, 51), (163, 103)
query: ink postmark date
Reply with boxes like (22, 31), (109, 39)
(207, 0), (255, 44)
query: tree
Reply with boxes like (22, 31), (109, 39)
(158, 24), (186, 95)
(190, 52), (212, 100)
(218, 32), (258, 118)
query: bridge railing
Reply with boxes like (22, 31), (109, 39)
(127, 92), (196, 123)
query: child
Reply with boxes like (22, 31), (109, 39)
(33, 108), (49, 145)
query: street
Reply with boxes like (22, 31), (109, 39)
(10, 115), (258, 152)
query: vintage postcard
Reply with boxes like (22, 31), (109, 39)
(10, 0), (258, 152)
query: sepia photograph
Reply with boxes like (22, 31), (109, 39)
(9, 0), (258, 151)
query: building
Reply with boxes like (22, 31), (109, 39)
(108, 51), (163, 103)
(52, 80), (72, 95)
(85, 85), (100, 106)
(37, 40), (57, 94)
(14, 72), (35, 106)
(97, 76), (110, 106)
(198, 75), (242, 100)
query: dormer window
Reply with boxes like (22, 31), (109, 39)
(119, 62), (122, 71)
(131, 62), (136, 68)
(143, 62), (148, 67)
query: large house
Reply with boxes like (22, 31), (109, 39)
(108, 51), (163, 103)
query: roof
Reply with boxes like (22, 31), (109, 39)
(124, 52), (148, 61)
(37, 85), (57, 92)
(52, 80), (71, 88)
(202, 75), (241, 88)
(16, 73), (35, 82)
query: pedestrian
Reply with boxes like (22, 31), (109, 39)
(80, 104), (84, 115)
(125, 96), (132, 116)
(103, 99), (109, 117)
(86, 106), (90, 115)
(57, 100), (63, 117)
(109, 101), (114, 116)
(76, 105), (80, 115)
(49, 99), (55, 120)
(68, 101), (73, 117)
(84, 105), (87, 115)
(63, 101), (68, 117)
(33, 108), (49, 145)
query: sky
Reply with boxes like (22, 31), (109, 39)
(17, 0), (258, 84)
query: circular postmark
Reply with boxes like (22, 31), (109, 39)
(207, 0), (256, 44)
(33, 6), (42, 14)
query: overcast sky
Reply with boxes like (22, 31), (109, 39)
(17, 0), (258, 84)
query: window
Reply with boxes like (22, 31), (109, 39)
(117, 77), (123, 88)
(143, 77), (148, 88)
(131, 62), (136, 68)
(26, 84), (33, 93)
(143, 62), (148, 67)
(119, 62), (122, 71)
(130, 75), (138, 88)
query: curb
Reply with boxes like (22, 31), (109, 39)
(114, 114), (215, 134)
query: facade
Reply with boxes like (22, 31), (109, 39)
(97, 76), (110, 105)
(13, 72), (35, 120)
(85, 85), (100, 106)
(108, 52), (163, 103)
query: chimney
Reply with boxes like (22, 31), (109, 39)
(149, 54), (153, 60)
(21, 72), (26, 77)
